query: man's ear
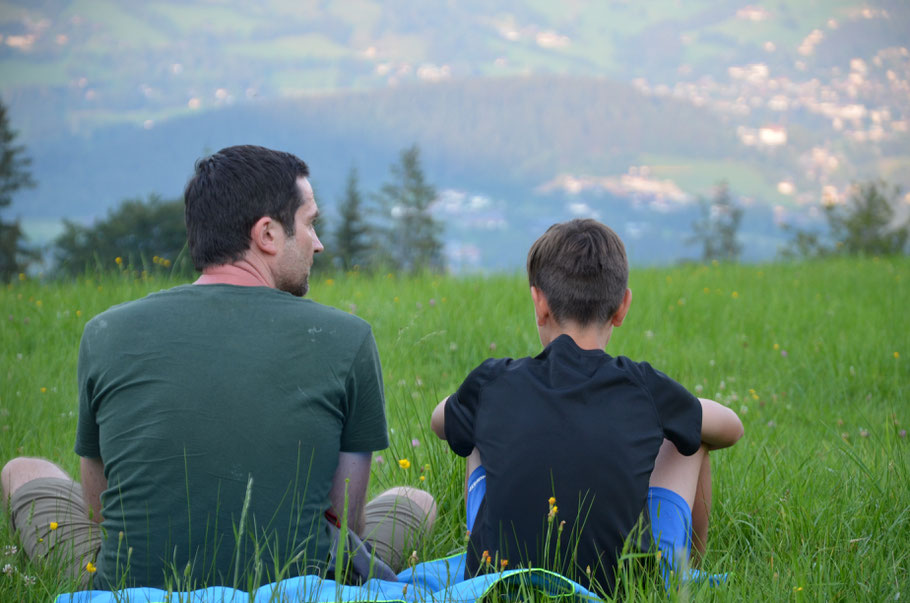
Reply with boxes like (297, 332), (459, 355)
(611, 288), (632, 327)
(530, 286), (551, 327)
(250, 216), (281, 256)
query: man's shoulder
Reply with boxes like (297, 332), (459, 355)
(84, 285), (190, 327)
(83, 286), (375, 352)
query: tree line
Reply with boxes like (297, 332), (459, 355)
(687, 180), (909, 263)
(44, 144), (444, 277)
(1, 98), (445, 280)
(2, 97), (909, 282)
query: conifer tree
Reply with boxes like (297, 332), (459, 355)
(333, 166), (371, 271)
(376, 145), (444, 272)
(0, 101), (37, 281)
(688, 181), (742, 263)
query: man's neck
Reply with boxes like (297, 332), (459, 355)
(194, 262), (273, 288)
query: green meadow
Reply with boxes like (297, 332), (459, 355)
(1, 258), (907, 601)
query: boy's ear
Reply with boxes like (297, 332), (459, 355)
(611, 288), (632, 327)
(250, 216), (281, 256)
(530, 286), (551, 327)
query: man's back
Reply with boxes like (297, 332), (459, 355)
(75, 284), (388, 588)
(444, 334), (701, 592)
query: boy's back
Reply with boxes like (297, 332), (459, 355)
(433, 218), (742, 595)
(444, 333), (701, 591)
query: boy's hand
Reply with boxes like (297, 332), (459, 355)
(431, 397), (449, 440)
(699, 398), (744, 450)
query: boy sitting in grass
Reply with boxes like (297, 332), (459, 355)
(431, 218), (744, 595)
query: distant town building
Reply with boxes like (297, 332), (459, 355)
(759, 125), (787, 146)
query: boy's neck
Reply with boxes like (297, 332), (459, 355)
(541, 323), (614, 351)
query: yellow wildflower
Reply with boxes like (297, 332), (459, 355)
(115, 257), (122, 266)
(731, 291), (739, 299)
(895, 352), (900, 359)
(40, 387), (47, 394)
(49, 522), (58, 531)
(419, 475), (425, 481)
(85, 562), (97, 574)
(398, 458), (411, 470)
(500, 559), (508, 569)
(548, 497), (556, 506)
(773, 343), (780, 351)
(18, 273), (26, 281)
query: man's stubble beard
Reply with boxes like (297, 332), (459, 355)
(276, 271), (309, 297)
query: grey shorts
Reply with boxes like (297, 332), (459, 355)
(9, 478), (431, 586)
(8, 477), (102, 587)
(362, 490), (434, 573)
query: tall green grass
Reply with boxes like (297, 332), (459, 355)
(1, 258), (907, 600)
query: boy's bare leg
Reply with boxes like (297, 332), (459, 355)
(648, 440), (706, 509)
(648, 441), (710, 564)
(1, 457), (72, 501)
(690, 449), (712, 564)
(465, 448), (482, 500)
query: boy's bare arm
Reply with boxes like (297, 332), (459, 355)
(699, 397), (744, 450)
(431, 397), (448, 439)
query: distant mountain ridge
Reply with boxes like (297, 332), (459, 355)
(16, 75), (738, 217)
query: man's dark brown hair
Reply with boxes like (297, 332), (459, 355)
(527, 218), (629, 326)
(184, 145), (310, 271)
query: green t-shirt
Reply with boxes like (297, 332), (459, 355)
(74, 284), (388, 589)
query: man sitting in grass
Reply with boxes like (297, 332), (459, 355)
(2, 145), (435, 590)
(431, 218), (743, 595)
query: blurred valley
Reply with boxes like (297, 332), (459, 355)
(1, 0), (908, 268)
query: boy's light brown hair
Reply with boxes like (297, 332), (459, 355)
(527, 218), (628, 326)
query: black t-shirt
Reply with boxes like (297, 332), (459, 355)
(444, 334), (702, 594)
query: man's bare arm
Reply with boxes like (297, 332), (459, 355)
(328, 451), (371, 535)
(80, 456), (107, 523)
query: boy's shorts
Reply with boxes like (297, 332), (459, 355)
(465, 468), (693, 559)
(646, 486), (693, 558)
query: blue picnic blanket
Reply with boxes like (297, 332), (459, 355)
(54, 553), (601, 603)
